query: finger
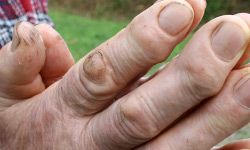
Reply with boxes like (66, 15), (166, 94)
(217, 139), (250, 150)
(138, 67), (250, 150)
(57, 0), (206, 115)
(156, 0), (206, 30)
(0, 22), (46, 99)
(88, 15), (250, 149)
(35, 24), (75, 87)
(236, 13), (250, 67)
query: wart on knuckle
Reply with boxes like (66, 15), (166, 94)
(83, 51), (107, 83)
(79, 50), (119, 99)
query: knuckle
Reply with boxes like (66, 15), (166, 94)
(184, 61), (222, 99)
(120, 94), (161, 139)
(58, 51), (121, 115)
(80, 51), (119, 98)
(83, 51), (106, 83)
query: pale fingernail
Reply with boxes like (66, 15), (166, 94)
(234, 72), (250, 109)
(159, 2), (194, 35)
(211, 22), (248, 60)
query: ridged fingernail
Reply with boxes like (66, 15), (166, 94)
(159, 2), (194, 35)
(11, 22), (41, 51)
(211, 22), (248, 60)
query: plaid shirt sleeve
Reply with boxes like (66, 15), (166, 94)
(0, 0), (54, 48)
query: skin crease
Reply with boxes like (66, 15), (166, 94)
(0, 0), (250, 150)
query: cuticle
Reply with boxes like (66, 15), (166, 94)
(158, 1), (193, 16)
(211, 23), (224, 39)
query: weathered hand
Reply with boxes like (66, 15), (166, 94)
(0, 0), (250, 150)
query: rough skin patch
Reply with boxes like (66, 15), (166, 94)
(83, 51), (107, 83)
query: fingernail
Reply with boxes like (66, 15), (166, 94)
(211, 22), (248, 60)
(234, 72), (250, 108)
(159, 2), (194, 35)
(11, 22), (40, 51)
(11, 21), (22, 51)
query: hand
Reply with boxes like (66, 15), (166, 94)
(0, 0), (250, 150)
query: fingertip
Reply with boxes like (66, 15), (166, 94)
(11, 22), (45, 51)
(35, 23), (75, 87)
(0, 22), (47, 98)
(186, 0), (207, 29)
(0, 22), (46, 85)
(233, 13), (250, 67)
(236, 13), (250, 26)
(35, 24), (62, 48)
(158, 0), (194, 36)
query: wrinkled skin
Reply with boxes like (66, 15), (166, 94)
(0, 0), (250, 150)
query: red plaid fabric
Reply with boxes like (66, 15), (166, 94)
(0, 0), (53, 48)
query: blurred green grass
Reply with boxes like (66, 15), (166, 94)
(49, 10), (127, 61)
(49, 9), (190, 73)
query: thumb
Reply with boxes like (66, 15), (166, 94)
(0, 22), (46, 99)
